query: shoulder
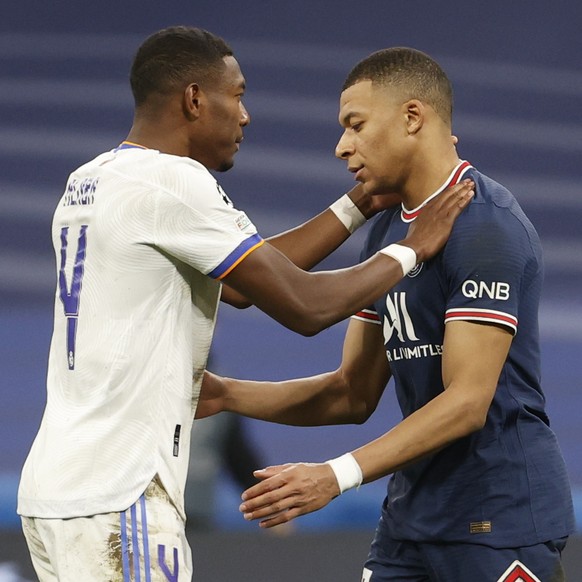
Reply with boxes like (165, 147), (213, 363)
(452, 169), (540, 251)
(109, 149), (217, 190)
(443, 170), (542, 280)
(151, 152), (217, 191)
(118, 151), (227, 211)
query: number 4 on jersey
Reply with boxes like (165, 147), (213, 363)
(58, 225), (88, 370)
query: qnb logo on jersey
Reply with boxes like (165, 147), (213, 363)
(462, 279), (510, 301)
(496, 560), (541, 582)
(383, 292), (419, 343)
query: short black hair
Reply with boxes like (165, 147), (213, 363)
(342, 47), (453, 125)
(130, 26), (233, 106)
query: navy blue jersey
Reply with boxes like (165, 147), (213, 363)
(356, 162), (574, 547)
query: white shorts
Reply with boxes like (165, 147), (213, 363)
(21, 477), (193, 581)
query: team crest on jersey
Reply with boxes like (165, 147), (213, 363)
(496, 560), (541, 582)
(407, 262), (423, 278)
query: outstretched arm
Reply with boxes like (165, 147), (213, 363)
(196, 318), (390, 423)
(221, 184), (401, 307)
(239, 320), (512, 528)
(222, 181), (473, 336)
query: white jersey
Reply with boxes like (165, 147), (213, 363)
(17, 145), (263, 520)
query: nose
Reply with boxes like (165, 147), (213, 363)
(335, 131), (352, 159)
(240, 102), (250, 126)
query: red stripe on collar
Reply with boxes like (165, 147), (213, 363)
(401, 161), (473, 221)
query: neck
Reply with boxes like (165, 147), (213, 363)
(125, 114), (189, 158)
(400, 140), (461, 210)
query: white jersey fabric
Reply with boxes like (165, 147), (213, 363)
(18, 145), (263, 520)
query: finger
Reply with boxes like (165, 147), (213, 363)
(446, 179), (473, 198)
(240, 481), (294, 514)
(427, 180), (471, 205)
(252, 463), (289, 479)
(241, 493), (298, 521)
(457, 186), (475, 207)
(435, 181), (474, 211)
(241, 470), (292, 505)
(446, 181), (474, 210)
(259, 507), (303, 529)
(259, 510), (301, 529)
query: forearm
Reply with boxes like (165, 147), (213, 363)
(235, 391), (482, 528)
(266, 209), (351, 271)
(227, 248), (406, 336)
(225, 181), (474, 333)
(222, 190), (365, 307)
(267, 185), (371, 270)
(352, 386), (483, 484)
(222, 371), (362, 426)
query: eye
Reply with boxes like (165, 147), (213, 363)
(351, 121), (363, 132)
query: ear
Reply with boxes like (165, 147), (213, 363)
(183, 83), (202, 121)
(403, 99), (424, 135)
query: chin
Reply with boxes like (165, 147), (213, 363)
(361, 181), (379, 196)
(215, 160), (235, 173)
(365, 179), (399, 198)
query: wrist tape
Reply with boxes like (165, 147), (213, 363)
(326, 453), (363, 494)
(329, 194), (367, 234)
(379, 243), (417, 276)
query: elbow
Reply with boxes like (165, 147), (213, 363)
(296, 324), (325, 338)
(352, 410), (371, 425)
(351, 398), (379, 425)
(231, 299), (252, 310)
(457, 400), (489, 435)
(466, 411), (487, 433)
(344, 380), (382, 425)
(283, 309), (331, 337)
(220, 286), (253, 309)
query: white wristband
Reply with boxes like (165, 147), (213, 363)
(326, 453), (363, 494)
(379, 243), (417, 276)
(329, 194), (367, 234)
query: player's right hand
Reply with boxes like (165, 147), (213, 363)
(402, 180), (474, 263)
(239, 462), (340, 528)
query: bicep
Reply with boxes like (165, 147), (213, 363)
(221, 241), (311, 315)
(442, 320), (513, 410)
(220, 284), (252, 308)
(339, 318), (391, 420)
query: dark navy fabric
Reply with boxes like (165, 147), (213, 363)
(359, 167), (575, 547)
(364, 529), (567, 581)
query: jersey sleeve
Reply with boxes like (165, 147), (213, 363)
(442, 204), (539, 335)
(152, 161), (263, 279)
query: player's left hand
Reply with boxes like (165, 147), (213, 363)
(239, 462), (340, 528)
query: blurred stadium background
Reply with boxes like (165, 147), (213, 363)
(1, 1), (580, 579)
